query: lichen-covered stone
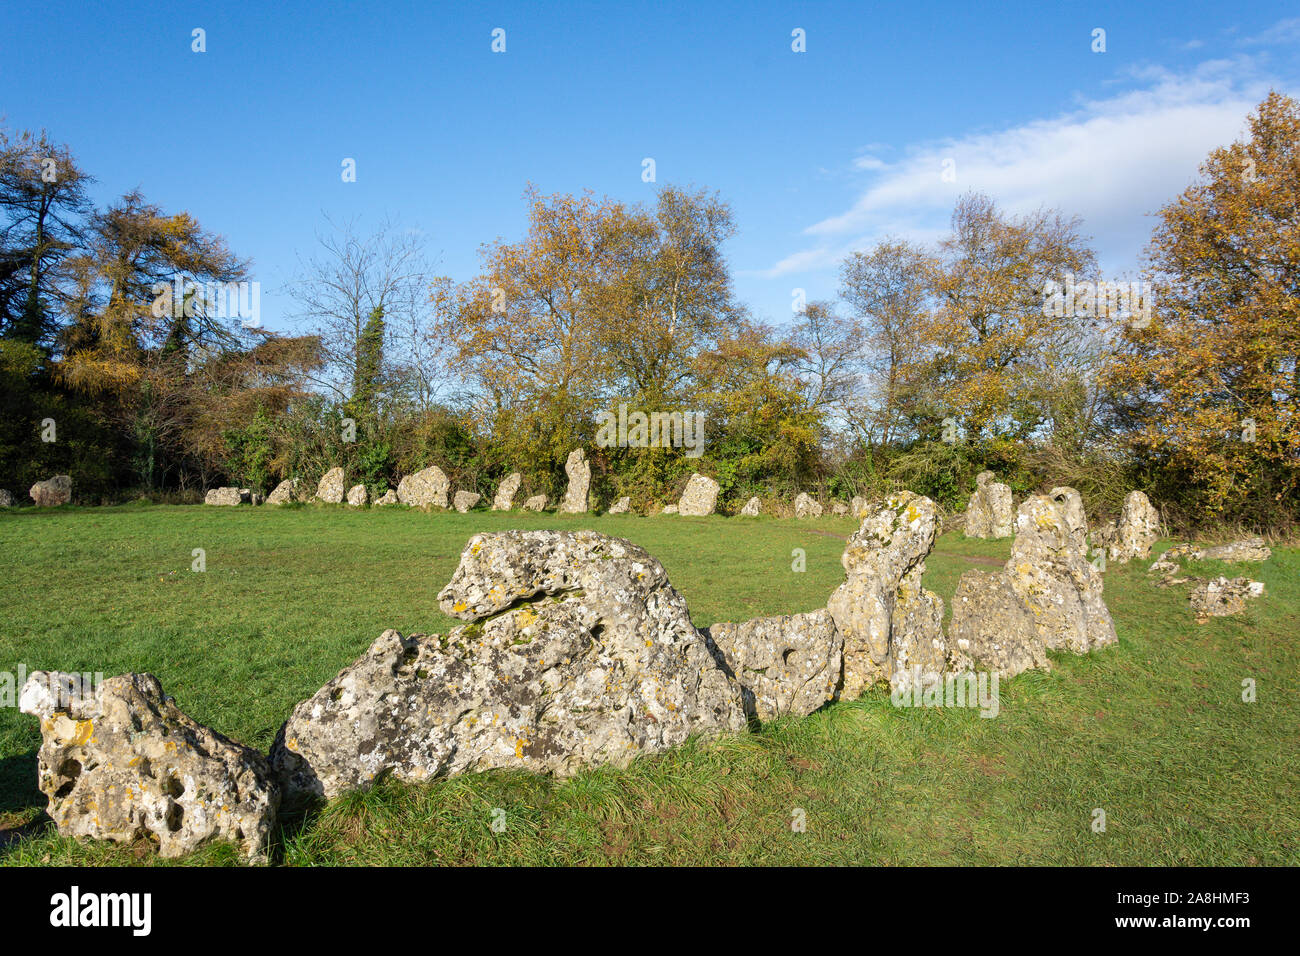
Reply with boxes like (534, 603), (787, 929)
(20, 671), (277, 862)
(204, 487), (248, 506)
(608, 496), (631, 514)
(678, 473), (719, 516)
(706, 609), (841, 720)
(794, 493), (823, 519)
(1106, 490), (1160, 562)
(346, 484), (368, 507)
(374, 488), (398, 506)
(1189, 576), (1265, 619)
(29, 475), (72, 507)
(739, 496), (761, 516)
(271, 531), (746, 807)
(949, 570), (1049, 679)
(850, 496), (870, 518)
(492, 473), (522, 511)
(314, 467), (346, 504)
(522, 494), (547, 512)
(1005, 488), (1116, 654)
(453, 490), (481, 513)
(397, 465), (450, 509)
(266, 478), (306, 505)
(558, 448), (590, 513)
(964, 471), (1014, 539)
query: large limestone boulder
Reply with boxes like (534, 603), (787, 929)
(827, 492), (944, 698)
(558, 449), (590, 514)
(522, 494), (547, 512)
(346, 484), (368, 507)
(453, 490), (481, 513)
(1106, 491), (1160, 562)
(964, 471), (1014, 539)
(314, 467), (346, 504)
(397, 465), (450, 509)
(204, 487), (247, 506)
(794, 493), (823, 519)
(20, 671), (278, 862)
(706, 610), (841, 720)
(677, 473), (719, 516)
(1005, 488), (1116, 654)
(30, 475), (72, 507)
(949, 570), (1049, 679)
(739, 496), (761, 517)
(492, 473), (522, 511)
(270, 531), (746, 807)
(607, 496), (631, 514)
(266, 478), (306, 505)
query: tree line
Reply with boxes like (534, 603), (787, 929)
(2, 92), (1296, 529)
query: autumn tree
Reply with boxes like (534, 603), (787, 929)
(1104, 91), (1300, 522)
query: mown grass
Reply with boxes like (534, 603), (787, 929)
(0, 503), (1295, 865)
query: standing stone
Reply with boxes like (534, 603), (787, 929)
(831, 501), (848, 516)
(558, 448), (590, 514)
(20, 671), (278, 863)
(826, 492), (943, 699)
(492, 472), (522, 511)
(1107, 490), (1161, 562)
(706, 609), (842, 720)
(314, 467), (346, 504)
(739, 496), (762, 516)
(1005, 488), (1116, 654)
(948, 570), (1049, 679)
(794, 493), (823, 519)
(29, 475), (72, 507)
(204, 487), (248, 506)
(374, 489), (398, 507)
(270, 531), (746, 807)
(453, 490), (481, 513)
(522, 494), (547, 512)
(607, 496), (631, 514)
(677, 473), (720, 516)
(0, 489), (13, 507)
(346, 484), (368, 507)
(397, 465), (450, 509)
(266, 478), (306, 505)
(964, 471), (1015, 539)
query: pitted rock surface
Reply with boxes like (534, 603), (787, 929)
(453, 490), (481, 513)
(492, 473), (522, 510)
(706, 609), (841, 720)
(558, 449), (590, 513)
(1106, 490), (1160, 562)
(677, 473), (720, 516)
(314, 467), (346, 504)
(949, 570), (1049, 679)
(29, 475), (72, 507)
(964, 471), (1014, 539)
(346, 484), (368, 507)
(739, 496), (761, 516)
(794, 493), (823, 519)
(397, 465), (450, 508)
(21, 671), (277, 862)
(267, 478), (307, 505)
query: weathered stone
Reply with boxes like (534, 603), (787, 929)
(949, 570), (1049, 679)
(677, 473), (720, 516)
(491, 472), (522, 511)
(20, 671), (277, 862)
(397, 465), (450, 509)
(850, 496), (870, 518)
(1005, 488), (1116, 654)
(204, 487), (247, 506)
(827, 492), (943, 698)
(346, 484), (368, 507)
(1195, 537), (1272, 563)
(453, 490), (481, 513)
(831, 501), (849, 516)
(558, 449), (590, 514)
(29, 475), (72, 507)
(266, 478), (306, 505)
(0, 489), (13, 507)
(964, 471), (1014, 539)
(522, 494), (547, 512)
(1106, 490), (1160, 562)
(374, 489), (398, 507)
(706, 609), (842, 720)
(660, 504), (679, 515)
(271, 531), (746, 807)
(739, 496), (761, 516)
(607, 496), (631, 514)
(794, 493), (823, 519)
(1189, 576), (1265, 619)
(313, 466), (346, 504)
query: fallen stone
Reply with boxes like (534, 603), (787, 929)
(1189, 576), (1265, 620)
(453, 490), (481, 513)
(270, 531), (746, 807)
(397, 465), (450, 509)
(794, 493), (823, 519)
(30, 475), (72, 507)
(558, 449), (590, 514)
(346, 484), (368, 507)
(492, 473), (522, 511)
(706, 609), (841, 720)
(314, 467), (346, 504)
(678, 473), (719, 516)
(20, 671), (278, 862)
(964, 471), (1014, 539)
(204, 487), (247, 506)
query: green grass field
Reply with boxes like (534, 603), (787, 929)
(0, 503), (1296, 865)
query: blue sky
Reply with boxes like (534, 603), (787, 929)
(4, 1), (1298, 334)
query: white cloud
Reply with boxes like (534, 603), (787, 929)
(759, 58), (1283, 279)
